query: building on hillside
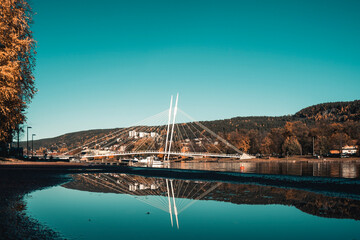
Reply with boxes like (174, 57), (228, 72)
(129, 130), (138, 138)
(150, 132), (159, 138)
(342, 145), (358, 155)
(139, 132), (150, 138)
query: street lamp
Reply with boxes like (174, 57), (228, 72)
(32, 134), (36, 158)
(26, 126), (32, 157)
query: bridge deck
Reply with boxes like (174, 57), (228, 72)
(82, 151), (247, 159)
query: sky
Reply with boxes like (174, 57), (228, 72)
(26, 0), (360, 140)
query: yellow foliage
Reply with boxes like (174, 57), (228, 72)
(0, 0), (36, 143)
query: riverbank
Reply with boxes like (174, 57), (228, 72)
(1, 157), (360, 239)
(0, 169), (70, 239)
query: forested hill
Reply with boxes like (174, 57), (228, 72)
(198, 100), (360, 133)
(294, 100), (360, 122)
(22, 128), (118, 152)
(25, 100), (360, 155)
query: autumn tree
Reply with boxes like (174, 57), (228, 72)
(0, 0), (36, 155)
(284, 121), (310, 154)
(260, 136), (273, 155)
(329, 132), (350, 151)
(282, 136), (302, 156)
(247, 129), (262, 154)
(227, 130), (250, 152)
(268, 128), (286, 155)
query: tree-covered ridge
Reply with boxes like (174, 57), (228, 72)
(27, 100), (360, 157)
(295, 100), (360, 122)
(27, 128), (119, 153)
(199, 116), (295, 133)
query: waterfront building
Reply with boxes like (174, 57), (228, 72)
(342, 145), (358, 155)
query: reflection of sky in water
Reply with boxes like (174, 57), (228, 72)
(26, 184), (360, 240)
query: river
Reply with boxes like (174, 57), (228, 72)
(24, 161), (360, 239)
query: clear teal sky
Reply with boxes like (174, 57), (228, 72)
(27, 0), (360, 139)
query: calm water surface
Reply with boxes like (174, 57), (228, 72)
(170, 160), (360, 178)
(26, 172), (360, 240)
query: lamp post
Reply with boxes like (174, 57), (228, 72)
(32, 134), (36, 158)
(17, 125), (20, 157)
(26, 126), (32, 157)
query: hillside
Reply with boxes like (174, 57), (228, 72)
(294, 100), (360, 122)
(23, 99), (360, 156)
(21, 128), (120, 152)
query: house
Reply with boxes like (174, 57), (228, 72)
(129, 130), (138, 138)
(342, 145), (358, 155)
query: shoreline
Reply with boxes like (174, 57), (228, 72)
(2, 155), (360, 164)
(1, 158), (360, 239)
(1, 160), (360, 198)
(0, 169), (70, 239)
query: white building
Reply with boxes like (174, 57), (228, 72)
(129, 130), (138, 138)
(342, 145), (358, 155)
(139, 132), (150, 138)
(150, 132), (159, 138)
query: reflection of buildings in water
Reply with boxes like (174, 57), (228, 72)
(62, 173), (360, 223)
(312, 162), (359, 179)
(128, 183), (159, 192)
(173, 161), (257, 173)
(341, 162), (358, 179)
(173, 161), (360, 179)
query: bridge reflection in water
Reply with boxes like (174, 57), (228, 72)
(63, 172), (360, 226)
(65, 173), (222, 228)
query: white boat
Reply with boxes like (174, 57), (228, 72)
(138, 156), (163, 165)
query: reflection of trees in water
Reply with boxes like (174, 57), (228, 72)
(63, 173), (360, 221)
(171, 161), (360, 178)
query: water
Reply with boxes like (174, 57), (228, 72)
(26, 172), (360, 240)
(170, 160), (360, 178)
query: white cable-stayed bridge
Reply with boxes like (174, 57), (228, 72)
(63, 94), (254, 161)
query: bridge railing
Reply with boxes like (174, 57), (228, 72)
(81, 150), (243, 159)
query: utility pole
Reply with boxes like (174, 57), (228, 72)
(17, 126), (20, 157)
(32, 134), (36, 158)
(26, 126), (32, 157)
(313, 136), (315, 156)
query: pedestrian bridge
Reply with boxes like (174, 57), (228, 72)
(82, 150), (253, 159)
(65, 94), (255, 161)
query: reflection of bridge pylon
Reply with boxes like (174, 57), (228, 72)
(74, 173), (223, 229)
(166, 179), (179, 228)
